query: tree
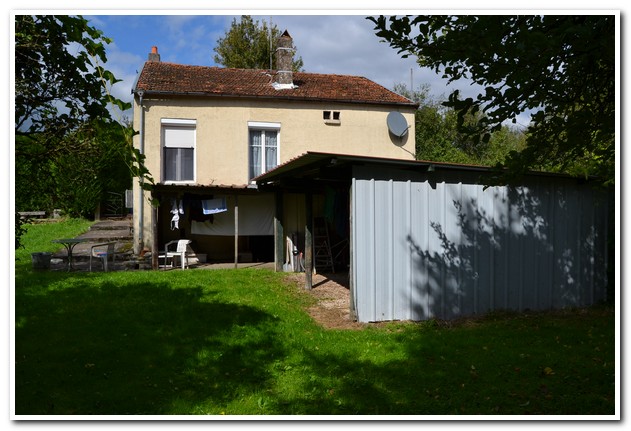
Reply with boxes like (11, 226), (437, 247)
(214, 15), (304, 71)
(369, 15), (615, 185)
(14, 15), (147, 247)
(15, 15), (128, 139)
(394, 83), (526, 166)
(15, 120), (134, 219)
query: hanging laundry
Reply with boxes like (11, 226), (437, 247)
(188, 199), (207, 223)
(202, 197), (227, 215)
(170, 199), (180, 230)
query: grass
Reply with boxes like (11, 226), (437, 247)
(13, 219), (616, 416)
(15, 217), (93, 269)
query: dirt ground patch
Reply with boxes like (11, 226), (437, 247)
(284, 272), (367, 330)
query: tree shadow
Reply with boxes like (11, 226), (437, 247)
(265, 309), (614, 415)
(14, 279), (284, 415)
(404, 180), (610, 321)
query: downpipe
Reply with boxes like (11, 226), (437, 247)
(137, 90), (145, 253)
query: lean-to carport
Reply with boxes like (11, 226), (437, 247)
(257, 152), (612, 323)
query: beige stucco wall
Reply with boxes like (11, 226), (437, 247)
(132, 96), (416, 252)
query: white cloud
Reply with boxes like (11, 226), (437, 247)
(262, 15), (473, 100)
(98, 14), (536, 126)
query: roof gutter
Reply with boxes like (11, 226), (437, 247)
(132, 89), (419, 109)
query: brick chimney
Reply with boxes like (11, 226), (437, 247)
(274, 30), (295, 89)
(148, 46), (161, 62)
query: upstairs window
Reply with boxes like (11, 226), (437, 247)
(249, 122), (280, 180)
(162, 119), (196, 183)
(323, 110), (341, 125)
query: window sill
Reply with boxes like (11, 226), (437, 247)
(162, 181), (196, 185)
(324, 119), (341, 126)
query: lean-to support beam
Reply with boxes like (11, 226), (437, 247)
(234, 195), (239, 269)
(274, 191), (284, 272)
(151, 201), (158, 270)
(305, 190), (313, 290)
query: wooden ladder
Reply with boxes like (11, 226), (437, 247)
(313, 217), (335, 273)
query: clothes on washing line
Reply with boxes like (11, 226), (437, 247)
(170, 199), (183, 230)
(191, 194), (274, 236)
(166, 196), (229, 229)
(202, 198), (228, 215)
(188, 201), (208, 223)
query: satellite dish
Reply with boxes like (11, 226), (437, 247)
(387, 111), (409, 138)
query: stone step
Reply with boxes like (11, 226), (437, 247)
(51, 219), (134, 260)
(79, 229), (133, 242)
(52, 240), (134, 260)
(90, 219), (133, 232)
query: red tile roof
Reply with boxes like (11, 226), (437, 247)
(135, 61), (417, 107)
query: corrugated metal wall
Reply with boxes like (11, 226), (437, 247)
(351, 165), (610, 322)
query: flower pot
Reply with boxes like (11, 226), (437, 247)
(31, 252), (52, 270)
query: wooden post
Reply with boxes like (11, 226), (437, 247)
(234, 195), (239, 269)
(274, 191), (284, 272)
(305, 189), (313, 290)
(151, 201), (158, 270)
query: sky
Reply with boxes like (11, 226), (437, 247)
(85, 13), (471, 122)
(12, 4), (625, 128)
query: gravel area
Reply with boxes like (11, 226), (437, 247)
(284, 272), (367, 330)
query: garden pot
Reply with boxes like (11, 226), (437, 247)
(31, 252), (52, 270)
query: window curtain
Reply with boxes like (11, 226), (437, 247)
(265, 131), (278, 172)
(164, 147), (178, 181)
(180, 148), (194, 180)
(249, 131), (262, 179)
(164, 148), (194, 181)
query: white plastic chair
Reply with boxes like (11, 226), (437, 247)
(89, 242), (117, 272)
(162, 239), (192, 269)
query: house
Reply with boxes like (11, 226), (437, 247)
(131, 32), (417, 267)
(132, 33), (611, 323)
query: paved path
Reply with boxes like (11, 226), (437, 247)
(49, 218), (278, 272)
(51, 219), (133, 269)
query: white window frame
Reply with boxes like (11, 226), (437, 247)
(248, 121), (281, 182)
(323, 110), (341, 125)
(161, 118), (197, 184)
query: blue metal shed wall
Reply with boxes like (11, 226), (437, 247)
(351, 166), (609, 322)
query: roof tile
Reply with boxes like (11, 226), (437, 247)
(135, 62), (416, 107)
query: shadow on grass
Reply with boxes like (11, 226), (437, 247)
(15, 278), (284, 415)
(14, 269), (615, 416)
(267, 309), (616, 416)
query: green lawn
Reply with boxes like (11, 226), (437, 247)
(13, 219), (617, 416)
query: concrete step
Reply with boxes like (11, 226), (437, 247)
(77, 229), (133, 242)
(51, 219), (134, 260)
(90, 219), (133, 232)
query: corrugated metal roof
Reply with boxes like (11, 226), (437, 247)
(254, 151), (594, 185)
